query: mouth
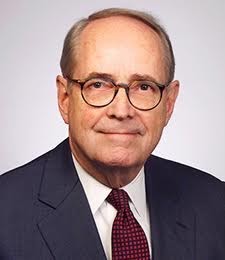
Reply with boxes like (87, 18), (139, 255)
(95, 124), (145, 136)
(98, 131), (139, 135)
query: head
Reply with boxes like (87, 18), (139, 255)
(57, 8), (179, 184)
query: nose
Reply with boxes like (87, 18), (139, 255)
(106, 87), (135, 119)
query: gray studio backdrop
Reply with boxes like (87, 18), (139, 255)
(1, 0), (225, 180)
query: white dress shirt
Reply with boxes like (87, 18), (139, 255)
(73, 156), (151, 260)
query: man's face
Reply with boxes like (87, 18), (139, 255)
(57, 16), (179, 174)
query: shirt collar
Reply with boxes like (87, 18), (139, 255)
(72, 156), (111, 214)
(123, 167), (147, 219)
(72, 155), (147, 220)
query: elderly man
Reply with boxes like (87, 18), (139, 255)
(0, 8), (224, 260)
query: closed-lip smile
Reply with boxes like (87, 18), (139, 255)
(99, 130), (139, 135)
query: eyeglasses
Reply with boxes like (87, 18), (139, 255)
(66, 76), (167, 111)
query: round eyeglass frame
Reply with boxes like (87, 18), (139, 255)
(65, 76), (168, 111)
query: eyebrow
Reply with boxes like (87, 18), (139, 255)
(82, 72), (159, 83)
(129, 73), (158, 83)
(84, 72), (115, 81)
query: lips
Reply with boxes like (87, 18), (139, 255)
(96, 127), (145, 136)
(94, 121), (146, 136)
(99, 130), (139, 135)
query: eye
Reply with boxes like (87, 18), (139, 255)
(85, 80), (106, 90)
(84, 78), (113, 91)
(137, 81), (158, 93)
(92, 81), (103, 88)
(131, 81), (158, 94)
(139, 84), (150, 91)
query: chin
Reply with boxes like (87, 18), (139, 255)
(96, 150), (142, 168)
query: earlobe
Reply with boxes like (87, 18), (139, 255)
(56, 75), (69, 124)
(165, 80), (180, 126)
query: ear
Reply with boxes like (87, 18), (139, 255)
(164, 80), (180, 126)
(56, 75), (69, 124)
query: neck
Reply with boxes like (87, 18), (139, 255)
(86, 161), (142, 188)
(71, 151), (141, 189)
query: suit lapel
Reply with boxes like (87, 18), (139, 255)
(145, 156), (196, 260)
(37, 139), (106, 260)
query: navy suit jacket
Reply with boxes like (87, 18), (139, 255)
(0, 139), (225, 259)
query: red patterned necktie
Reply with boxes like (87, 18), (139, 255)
(107, 189), (150, 260)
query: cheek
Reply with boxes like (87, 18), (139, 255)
(68, 94), (102, 136)
(69, 107), (90, 134)
(142, 107), (167, 147)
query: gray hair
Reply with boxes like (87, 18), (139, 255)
(60, 8), (175, 84)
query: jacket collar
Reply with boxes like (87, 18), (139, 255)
(37, 139), (106, 259)
(145, 155), (195, 260)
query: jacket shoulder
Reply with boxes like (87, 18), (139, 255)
(146, 155), (225, 207)
(0, 139), (69, 196)
(148, 154), (223, 184)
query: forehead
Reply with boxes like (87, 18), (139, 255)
(75, 16), (166, 81)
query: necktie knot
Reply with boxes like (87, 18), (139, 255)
(107, 189), (129, 211)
